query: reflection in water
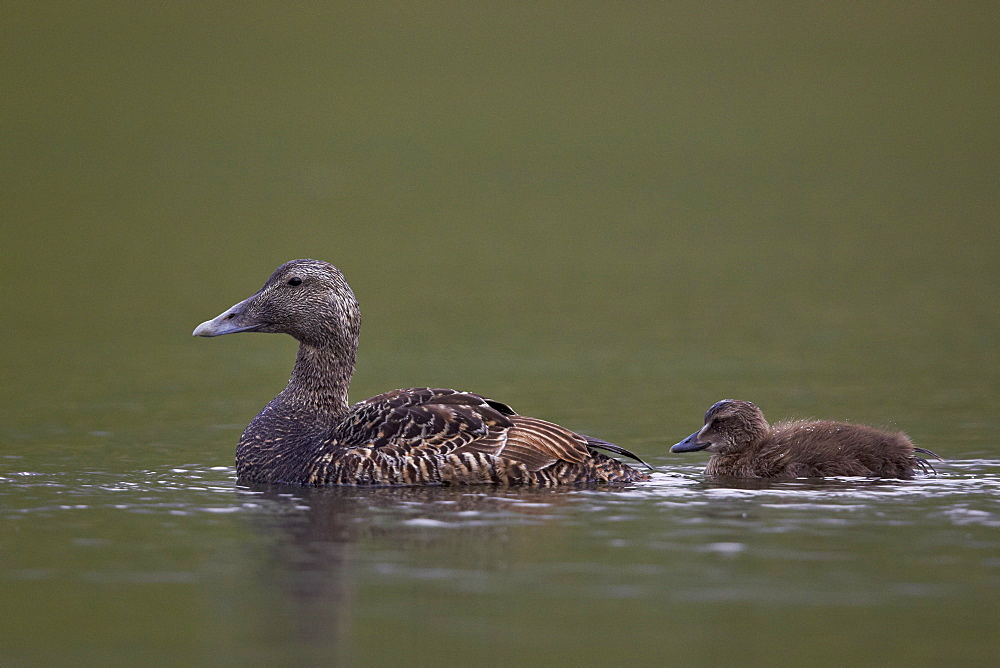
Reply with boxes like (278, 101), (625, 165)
(244, 487), (359, 664)
(2, 461), (1000, 662)
(236, 482), (629, 663)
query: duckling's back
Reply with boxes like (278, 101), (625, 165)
(761, 420), (920, 479)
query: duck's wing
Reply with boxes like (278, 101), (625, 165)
(337, 388), (597, 472)
(341, 387), (512, 451)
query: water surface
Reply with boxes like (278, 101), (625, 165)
(4, 460), (1000, 664)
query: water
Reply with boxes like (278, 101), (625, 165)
(3, 2), (999, 665)
(4, 461), (1000, 664)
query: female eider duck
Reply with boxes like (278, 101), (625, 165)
(670, 400), (938, 479)
(194, 259), (650, 486)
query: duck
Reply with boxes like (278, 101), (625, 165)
(193, 259), (651, 486)
(670, 399), (938, 479)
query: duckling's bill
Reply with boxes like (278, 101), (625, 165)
(670, 432), (710, 453)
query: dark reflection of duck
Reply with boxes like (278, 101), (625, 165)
(671, 400), (939, 479)
(194, 259), (650, 486)
(248, 481), (597, 528)
(237, 481), (609, 661)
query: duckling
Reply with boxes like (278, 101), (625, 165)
(193, 259), (650, 486)
(670, 400), (938, 479)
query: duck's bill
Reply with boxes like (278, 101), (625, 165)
(192, 297), (265, 337)
(670, 432), (710, 453)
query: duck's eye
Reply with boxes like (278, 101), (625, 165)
(287, 277), (302, 286)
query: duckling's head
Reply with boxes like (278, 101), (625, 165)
(193, 259), (360, 347)
(671, 400), (768, 454)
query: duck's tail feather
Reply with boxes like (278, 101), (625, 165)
(583, 435), (654, 471)
(912, 457), (936, 475)
(913, 446), (943, 461)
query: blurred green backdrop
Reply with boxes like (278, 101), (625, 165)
(4, 3), (997, 444)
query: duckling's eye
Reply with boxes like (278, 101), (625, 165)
(287, 277), (302, 286)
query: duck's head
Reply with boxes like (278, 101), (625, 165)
(192, 259), (360, 347)
(670, 399), (768, 455)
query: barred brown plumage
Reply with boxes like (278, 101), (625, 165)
(194, 259), (651, 486)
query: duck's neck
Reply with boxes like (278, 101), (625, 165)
(281, 339), (355, 420)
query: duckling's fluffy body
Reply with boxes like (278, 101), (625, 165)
(671, 400), (937, 479)
(194, 259), (649, 486)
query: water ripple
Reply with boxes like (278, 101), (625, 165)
(1, 460), (999, 533)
